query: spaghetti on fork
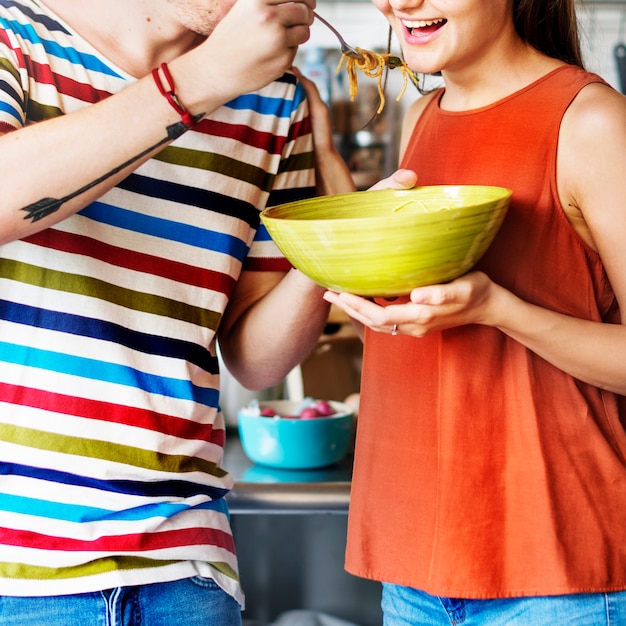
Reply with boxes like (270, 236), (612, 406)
(336, 48), (419, 114)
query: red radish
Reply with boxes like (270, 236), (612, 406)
(254, 400), (338, 419)
(314, 400), (335, 416)
(299, 407), (321, 419)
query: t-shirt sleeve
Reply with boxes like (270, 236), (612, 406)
(244, 78), (317, 272)
(0, 25), (26, 132)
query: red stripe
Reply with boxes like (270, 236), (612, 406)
(243, 256), (291, 272)
(288, 115), (310, 143)
(0, 525), (235, 553)
(28, 60), (112, 104)
(23, 229), (236, 294)
(0, 29), (16, 52)
(0, 382), (224, 446)
(196, 118), (286, 155)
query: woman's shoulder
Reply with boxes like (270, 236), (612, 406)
(567, 77), (626, 122)
(557, 75), (626, 252)
(561, 77), (626, 165)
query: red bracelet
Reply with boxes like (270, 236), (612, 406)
(152, 62), (195, 128)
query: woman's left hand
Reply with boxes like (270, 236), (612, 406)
(323, 271), (498, 337)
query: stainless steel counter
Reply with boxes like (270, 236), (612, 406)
(225, 432), (382, 625)
(223, 430), (352, 514)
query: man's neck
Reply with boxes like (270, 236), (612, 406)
(41, 0), (202, 78)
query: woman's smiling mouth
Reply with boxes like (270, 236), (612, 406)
(403, 18), (447, 36)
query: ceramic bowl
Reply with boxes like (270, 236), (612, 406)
(261, 185), (512, 297)
(237, 400), (354, 470)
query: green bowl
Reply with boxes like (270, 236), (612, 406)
(261, 186), (512, 297)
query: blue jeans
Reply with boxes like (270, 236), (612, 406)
(382, 583), (626, 626)
(0, 576), (242, 626)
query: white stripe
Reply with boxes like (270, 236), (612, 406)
(0, 275), (222, 350)
(0, 499), (232, 542)
(0, 402), (224, 459)
(1, 544), (238, 571)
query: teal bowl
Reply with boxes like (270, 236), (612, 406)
(237, 400), (354, 470)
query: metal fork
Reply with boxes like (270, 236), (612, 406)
(313, 11), (362, 58)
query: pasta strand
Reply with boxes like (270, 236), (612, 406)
(336, 48), (419, 114)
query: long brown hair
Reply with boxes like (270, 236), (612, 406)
(513, 0), (584, 68)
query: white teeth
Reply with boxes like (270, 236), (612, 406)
(404, 18), (445, 28)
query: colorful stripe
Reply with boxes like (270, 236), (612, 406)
(0, 0), (316, 602)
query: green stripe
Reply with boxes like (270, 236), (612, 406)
(0, 557), (238, 582)
(279, 150), (315, 174)
(0, 57), (21, 83)
(205, 560), (238, 580)
(155, 147), (272, 190)
(156, 147), (316, 192)
(0, 423), (227, 477)
(26, 99), (63, 123)
(0, 258), (220, 329)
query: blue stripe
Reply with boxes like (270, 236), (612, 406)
(267, 184), (316, 208)
(1, 463), (229, 500)
(253, 224), (272, 242)
(0, 300), (218, 373)
(0, 341), (219, 406)
(293, 81), (307, 108)
(227, 93), (295, 117)
(1, 17), (122, 78)
(0, 99), (21, 120)
(0, 77), (23, 110)
(117, 173), (260, 226)
(1, 0), (71, 34)
(0, 491), (228, 523)
(81, 201), (249, 259)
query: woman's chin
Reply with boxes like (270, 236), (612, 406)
(406, 63), (443, 77)
(399, 53), (443, 77)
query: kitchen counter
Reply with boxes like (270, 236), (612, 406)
(225, 431), (382, 625)
(223, 429), (352, 514)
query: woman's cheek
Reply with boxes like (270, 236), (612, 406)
(371, 0), (390, 14)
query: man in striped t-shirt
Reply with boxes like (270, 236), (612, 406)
(0, 0), (361, 623)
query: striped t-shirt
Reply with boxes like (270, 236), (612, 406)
(0, 0), (315, 602)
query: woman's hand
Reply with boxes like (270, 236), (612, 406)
(369, 168), (418, 191)
(323, 271), (498, 337)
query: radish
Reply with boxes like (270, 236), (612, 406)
(253, 399), (338, 419)
(314, 400), (335, 416)
(300, 407), (321, 420)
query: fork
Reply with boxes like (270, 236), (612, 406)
(313, 11), (362, 59)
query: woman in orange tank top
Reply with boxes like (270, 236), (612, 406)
(302, 0), (626, 624)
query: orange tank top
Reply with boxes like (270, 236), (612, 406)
(345, 66), (626, 597)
